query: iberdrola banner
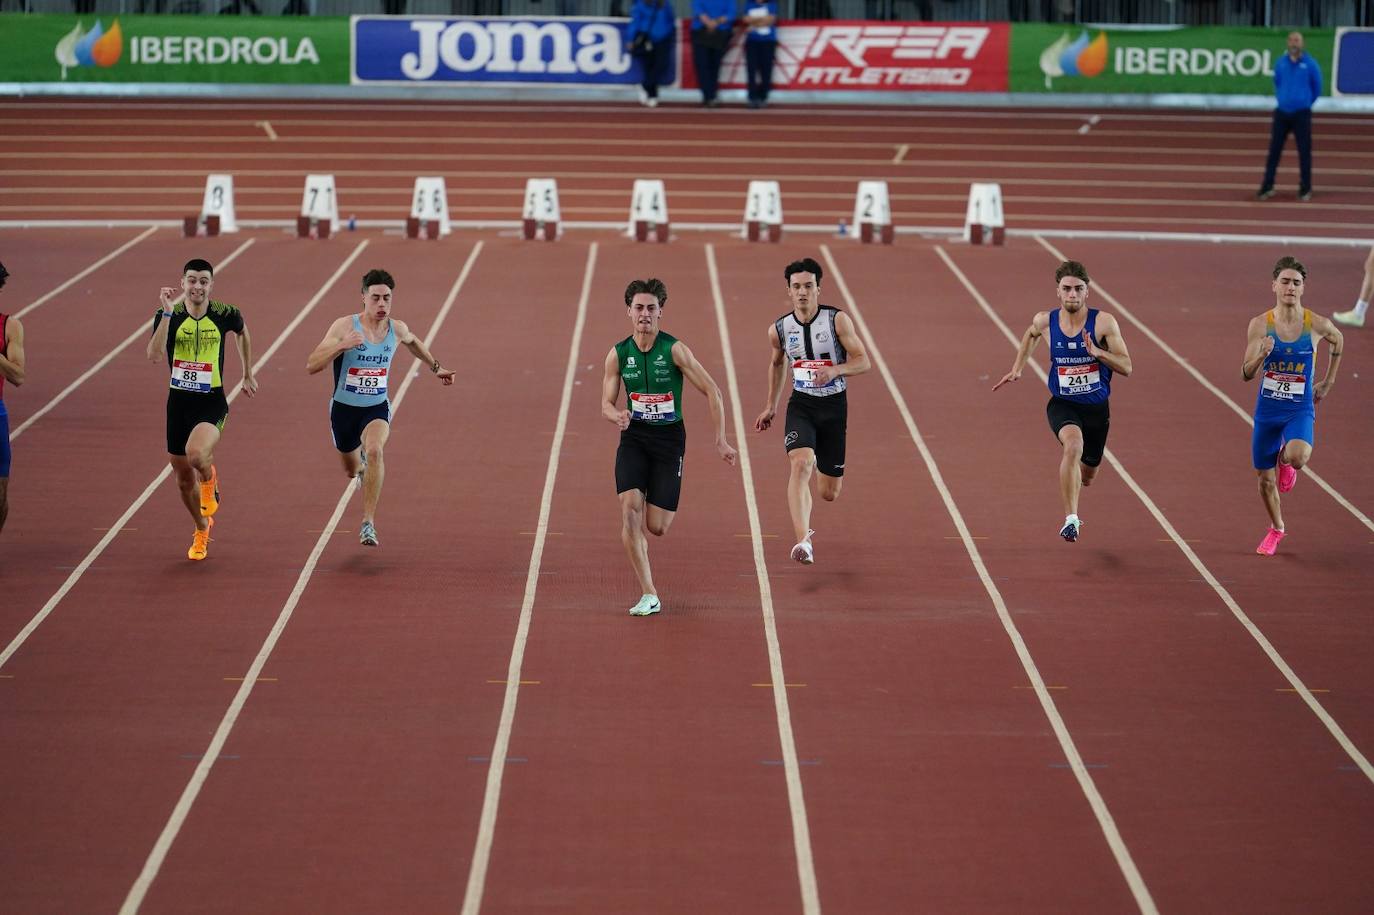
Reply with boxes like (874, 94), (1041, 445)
(1010, 24), (1334, 95)
(0, 15), (350, 83)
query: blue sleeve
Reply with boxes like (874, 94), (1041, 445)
(629, 1), (649, 35)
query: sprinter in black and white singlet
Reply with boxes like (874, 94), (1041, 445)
(754, 257), (871, 565)
(993, 260), (1133, 543)
(306, 268), (454, 548)
(602, 278), (737, 617)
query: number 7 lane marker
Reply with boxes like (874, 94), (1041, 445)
(0, 240), (370, 674)
(460, 243), (597, 915)
(10, 239), (255, 443)
(820, 244), (1159, 915)
(706, 244), (821, 915)
(119, 241), (483, 914)
(935, 244), (1373, 788)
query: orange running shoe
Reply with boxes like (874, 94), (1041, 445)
(199, 465), (220, 517)
(188, 517), (214, 561)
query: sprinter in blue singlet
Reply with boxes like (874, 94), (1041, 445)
(994, 260), (1133, 543)
(306, 269), (455, 548)
(1242, 255), (1344, 555)
(0, 261), (27, 538)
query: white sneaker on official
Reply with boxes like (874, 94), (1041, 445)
(628, 593), (661, 616)
(790, 529), (815, 564)
(1332, 309), (1365, 328)
(636, 86), (649, 106)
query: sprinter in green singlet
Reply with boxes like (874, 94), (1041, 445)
(601, 278), (737, 617)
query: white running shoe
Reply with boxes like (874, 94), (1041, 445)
(1332, 309), (1365, 328)
(628, 593), (661, 616)
(359, 520), (379, 547)
(790, 529), (816, 564)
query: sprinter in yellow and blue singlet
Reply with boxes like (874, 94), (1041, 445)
(601, 278), (737, 618)
(1242, 256), (1344, 556)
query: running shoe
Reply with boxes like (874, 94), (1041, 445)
(628, 593), (662, 616)
(188, 517), (214, 561)
(1059, 517), (1082, 542)
(1256, 526), (1286, 556)
(1276, 448), (1298, 494)
(359, 520), (379, 547)
(790, 529), (815, 564)
(1255, 185), (1276, 201)
(199, 465), (220, 517)
(1331, 309), (1365, 328)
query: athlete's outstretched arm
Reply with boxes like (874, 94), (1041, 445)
(235, 322), (258, 397)
(993, 311), (1049, 391)
(601, 347), (630, 430)
(674, 341), (738, 467)
(1241, 314), (1275, 382)
(395, 319), (455, 385)
(1312, 313), (1344, 401)
(0, 316), (25, 386)
(1084, 313), (1132, 377)
(753, 323), (788, 432)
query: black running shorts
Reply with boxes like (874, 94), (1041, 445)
(1046, 396), (1110, 468)
(784, 390), (847, 477)
(615, 420), (686, 512)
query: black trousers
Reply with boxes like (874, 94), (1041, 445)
(1261, 108), (1313, 192)
(638, 40), (672, 98)
(745, 40), (776, 102)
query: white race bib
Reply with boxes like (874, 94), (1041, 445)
(1262, 370), (1306, 400)
(792, 359), (833, 389)
(1056, 363), (1100, 395)
(630, 392), (676, 423)
(346, 366), (388, 396)
(171, 359), (213, 393)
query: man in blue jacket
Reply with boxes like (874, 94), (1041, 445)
(1257, 31), (1322, 202)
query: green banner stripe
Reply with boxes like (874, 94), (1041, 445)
(1010, 24), (1334, 95)
(0, 14), (349, 84)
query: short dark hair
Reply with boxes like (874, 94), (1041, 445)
(1272, 256), (1306, 280)
(362, 269), (395, 291)
(624, 278), (667, 307)
(784, 258), (823, 286)
(183, 258), (214, 277)
(0, 261), (8, 290)
(1055, 260), (1090, 284)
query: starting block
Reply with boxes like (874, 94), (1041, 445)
(184, 174), (236, 237)
(852, 180), (893, 245)
(408, 176), (451, 239)
(405, 217), (441, 240)
(743, 180), (783, 243)
(629, 179), (669, 243)
(182, 214), (222, 238)
(522, 178), (561, 241)
(964, 182), (1005, 245)
(298, 174), (338, 239)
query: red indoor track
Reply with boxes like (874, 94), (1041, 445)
(2, 100), (1373, 914)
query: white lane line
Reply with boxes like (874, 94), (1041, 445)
(936, 245), (1374, 786)
(460, 242), (596, 915)
(253, 120), (277, 141)
(10, 239), (256, 443)
(12, 225), (158, 319)
(1032, 234), (1374, 535)
(822, 244), (1158, 914)
(0, 240), (370, 673)
(892, 143), (909, 164)
(119, 241), (483, 915)
(705, 244), (821, 915)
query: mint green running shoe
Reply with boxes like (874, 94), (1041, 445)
(628, 594), (661, 616)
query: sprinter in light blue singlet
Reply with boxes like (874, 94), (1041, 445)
(1242, 255), (1344, 556)
(306, 268), (455, 548)
(994, 260), (1133, 543)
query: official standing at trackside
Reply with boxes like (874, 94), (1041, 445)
(1257, 31), (1322, 202)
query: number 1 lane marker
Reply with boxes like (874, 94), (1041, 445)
(461, 243), (597, 915)
(0, 240), (370, 674)
(120, 241), (483, 914)
(823, 243), (1159, 915)
(706, 243), (821, 915)
(936, 244), (1374, 788)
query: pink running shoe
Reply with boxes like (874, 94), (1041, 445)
(1255, 527), (1286, 556)
(1276, 454), (1298, 493)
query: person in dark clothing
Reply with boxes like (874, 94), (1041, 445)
(1257, 31), (1323, 202)
(628, 0), (676, 107)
